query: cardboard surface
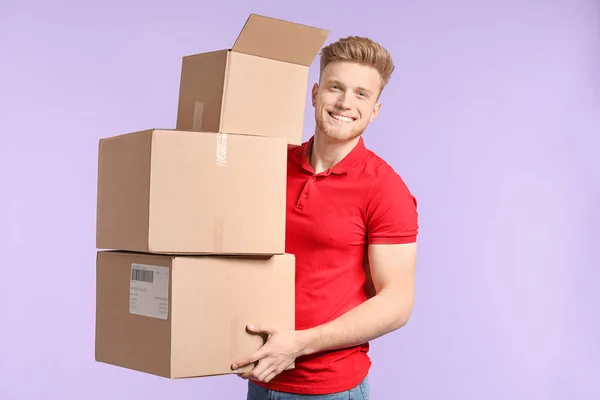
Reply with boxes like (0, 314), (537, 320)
(94, 12), (321, 380)
(176, 13), (329, 145)
(96, 128), (287, 255)
(95, 251), (296, 378)
(232, 14), (331, 66)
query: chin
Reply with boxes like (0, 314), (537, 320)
(316, 114), (366, 142)
(321, 129), (363, 142)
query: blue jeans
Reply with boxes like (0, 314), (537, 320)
(247, 377), (369, 399)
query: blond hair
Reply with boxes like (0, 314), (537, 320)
(319, 36), (395, 91)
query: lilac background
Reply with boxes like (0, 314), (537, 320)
(1, 0), (599, 399)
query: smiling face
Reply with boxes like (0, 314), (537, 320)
(312, 61), (383, 142)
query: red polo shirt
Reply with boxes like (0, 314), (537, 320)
(254, 136), (418, 394)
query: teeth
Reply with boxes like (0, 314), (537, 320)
(330, 113), (353, 123)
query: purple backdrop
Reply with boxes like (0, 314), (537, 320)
(1, 0), (599, 399)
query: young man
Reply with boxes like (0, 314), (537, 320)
(231, 36), (419, 399)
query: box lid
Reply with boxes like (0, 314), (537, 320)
(231, 14), (329, 67)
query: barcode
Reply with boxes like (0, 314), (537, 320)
(131, 268), (154, 283)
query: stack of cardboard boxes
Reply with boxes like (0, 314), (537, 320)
(94, 14), (329, 379)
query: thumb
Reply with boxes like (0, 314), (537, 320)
(247, 323), (274, 335)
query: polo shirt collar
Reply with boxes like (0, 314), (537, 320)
(292, 135), (367, 175)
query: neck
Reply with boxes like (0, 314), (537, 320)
(310, 132), (360, 174)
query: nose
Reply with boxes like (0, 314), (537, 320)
(336, 91), (351, 109)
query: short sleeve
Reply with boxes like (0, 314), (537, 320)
(366, 169), (419, 244)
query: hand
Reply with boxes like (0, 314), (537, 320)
(231, 323), (308, 383)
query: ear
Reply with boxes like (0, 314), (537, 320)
(369, 102), (382, 122)
(311, 83), (319, 107)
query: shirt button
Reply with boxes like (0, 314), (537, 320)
(302, 193), (308, 198)
(311, 177), (316, 182)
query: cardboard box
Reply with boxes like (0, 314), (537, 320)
(95, 251), (295, 378)
(96, 128), (287, 255)
(175, 13), (329, 146)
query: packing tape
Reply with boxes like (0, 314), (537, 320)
(213, 134), (226, 252)
(192, 101), (204, 131)
(216, 133), (227, 167)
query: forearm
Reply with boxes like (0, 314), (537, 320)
(299, 289), (413, 356)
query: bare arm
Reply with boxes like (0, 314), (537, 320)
(298, 241), (417, 356)
(232, 170), (419, 383)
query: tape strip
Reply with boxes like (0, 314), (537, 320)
(192, 101), (204, 131)
(216, 133), (227, 167)
(214, 133), (226, 252)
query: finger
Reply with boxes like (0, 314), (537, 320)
(240, 371), (252, 380)
(248, 359), (272, 381)
(264, 369), (280, 383)
(257, 364), (277, 382)
(247, 323), (275, 335)
(231, 349), (265, 370)
(239, 366), (257, 380)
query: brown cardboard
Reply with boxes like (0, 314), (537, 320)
(96, 128), (287, 255)
(175, 14), (329, 145)
(95, 251), (295, 378)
